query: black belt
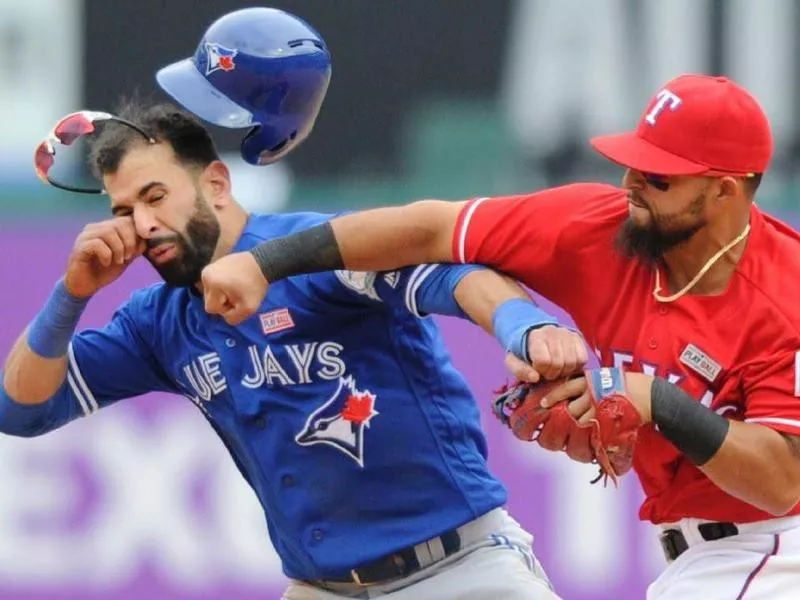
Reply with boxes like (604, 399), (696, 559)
(326, 529), (462, 586)
(660, 522), (739, 561)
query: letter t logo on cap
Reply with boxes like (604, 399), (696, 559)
(645, 89), (682, 126)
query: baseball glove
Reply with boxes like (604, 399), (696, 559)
(492, 367), (642, 486)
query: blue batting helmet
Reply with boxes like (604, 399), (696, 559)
(156, 7), (331, 165)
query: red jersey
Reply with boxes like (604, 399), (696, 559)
(453, 182), (800, 524)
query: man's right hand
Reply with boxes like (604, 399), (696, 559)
(201, 252), (269, 325)
(64, 217), (145, 298)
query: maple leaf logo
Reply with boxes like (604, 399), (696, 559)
(341, 392), (378, 425)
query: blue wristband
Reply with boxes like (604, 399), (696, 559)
(492, 298), (559, 361)
(27, 279), (89, 358)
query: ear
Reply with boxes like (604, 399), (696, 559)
(200, 160), (232, 208)
(716, 176), (740, 202)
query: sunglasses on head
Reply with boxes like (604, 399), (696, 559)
(34, 110), (155, 194)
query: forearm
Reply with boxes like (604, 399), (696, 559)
(331, 201), (463, 270)
(2, 278), (88, 405)
(417, 266), (558, 360)
(250, 201), (464, 283)
(453, 270), (531, 335)
(3, 331), (68, 404)
(646, 376), (800, 515)
(1, 344), (85, 437)
(699, 422), (800, 515)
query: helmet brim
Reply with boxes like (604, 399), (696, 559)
(156, 59), (254, 129)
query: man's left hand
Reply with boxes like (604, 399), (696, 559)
(537, 371), (654, 437)
(504, 326), (589, 383)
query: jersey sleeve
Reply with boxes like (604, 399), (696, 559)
(451, 182), (626, 307)
(303, 265), (454, 317)
(742, 349), (800, 436)
(0, 292), (177, 437)
(68, 297), (178, 407)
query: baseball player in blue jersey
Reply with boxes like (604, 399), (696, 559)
(4, 8), (587, 599)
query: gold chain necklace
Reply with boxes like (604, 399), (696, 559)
(653, 224), (751, 303)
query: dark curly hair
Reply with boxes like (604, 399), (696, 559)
(88, 96), (221, 179)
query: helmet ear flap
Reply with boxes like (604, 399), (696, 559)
(240, 125), (297, 166)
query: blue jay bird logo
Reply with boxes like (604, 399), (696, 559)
(295, 376), (379, 467)
(204, 42), (238, 75)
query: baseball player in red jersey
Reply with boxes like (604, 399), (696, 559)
(201, 74), (800, 598)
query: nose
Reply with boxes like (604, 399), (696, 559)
(132, 205), (160, 239)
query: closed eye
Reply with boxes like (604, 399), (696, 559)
(112, 206), (132, 217)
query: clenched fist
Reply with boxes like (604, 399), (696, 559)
(504, 325), (589, 383)
(65, 217), (145, 298)
(201, 251), (269, 324)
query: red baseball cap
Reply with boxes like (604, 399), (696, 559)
(590, 74), (773, 176)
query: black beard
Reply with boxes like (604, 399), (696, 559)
(147, 195), (221, 287)
(615, 218), (702, 266)
(615, 192), (707, 266)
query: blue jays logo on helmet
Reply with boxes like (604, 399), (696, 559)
(204, 43), (237, 75)
(156, 7), (332, 166)
(295, 376), (379, 467)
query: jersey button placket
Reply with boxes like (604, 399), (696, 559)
(312, 528), (324, 541)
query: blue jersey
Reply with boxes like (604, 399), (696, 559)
(1, 213), (507, 580)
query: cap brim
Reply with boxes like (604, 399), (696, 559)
(590, 132), (709, 175)
(156, 59), (253, 129)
